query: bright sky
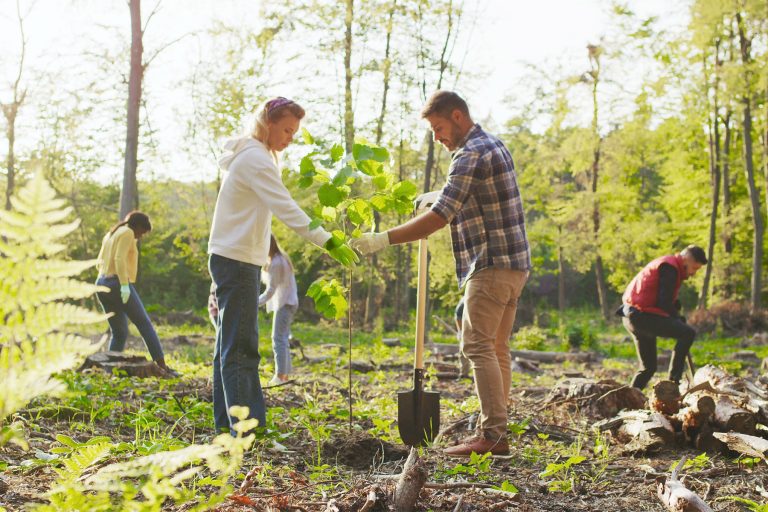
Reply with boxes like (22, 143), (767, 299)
(0, 0), (689, 183)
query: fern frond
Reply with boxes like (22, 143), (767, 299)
(1, 303), (107, 340)
(54, 443), (112, 483)
(86, 444), (226, 492)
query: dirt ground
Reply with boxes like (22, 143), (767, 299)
(1, 332), (766, 511)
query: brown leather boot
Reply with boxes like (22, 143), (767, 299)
(443, 434), (509, 457)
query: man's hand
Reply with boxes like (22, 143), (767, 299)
(349, 232), (390, 255)
(120, 284), (131, 304)
(413, 190), (441, 211)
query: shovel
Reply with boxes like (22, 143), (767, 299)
(398, 236), (440, 446)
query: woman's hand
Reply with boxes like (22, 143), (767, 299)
(120, 284), (131, 303)
(324, 237), (359, 267)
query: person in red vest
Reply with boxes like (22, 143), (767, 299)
(617, 245), (708, 389)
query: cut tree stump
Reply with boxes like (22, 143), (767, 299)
(616, 410), (675, 453)
(713, 396), (756, 435)
(712, 432), (768, 460)
(393, 447), (427, 512)
(546, 378), (645, 418)
(650, 380), (682, 415)
(79, 351), (166, 378)
(656, 456), (714, 512)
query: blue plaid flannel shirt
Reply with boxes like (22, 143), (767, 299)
(431, 124), (531, 288)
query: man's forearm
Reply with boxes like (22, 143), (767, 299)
(387, 211), (447, 245)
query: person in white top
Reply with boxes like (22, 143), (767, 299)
(208, 96), (357, 434)
(259, 236), (298, 386)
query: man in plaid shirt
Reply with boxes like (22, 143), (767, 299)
(352, 90), (531, 457)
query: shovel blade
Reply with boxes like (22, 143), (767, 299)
(397, 389), (440, 446)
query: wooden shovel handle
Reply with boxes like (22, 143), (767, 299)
(414, 238), (428, 370)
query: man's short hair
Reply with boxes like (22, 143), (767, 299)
(682, 245), (708, 264)
(421, 90), (470, 119)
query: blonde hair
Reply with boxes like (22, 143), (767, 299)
(251, 97), (305, 150)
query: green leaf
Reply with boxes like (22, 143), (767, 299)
(352, 143), (374, 162)
(347, 199), (373, 227)
(392, 180), (418, 200)
(318, 183), (346, 207)
(372, 173), (393, 191)
(301, 128), (315, 145)
(332, 165), (356, 186)
(371, 146), (389, 162)
(358, 159), (383, 176)
(369, 195), (390, 212)
(298, 176), (314, 189)
(309, 218), (323, 230)
(330, 144), (344, 162)
(321, 206), (337, 222)
(300, 155), (316, 176)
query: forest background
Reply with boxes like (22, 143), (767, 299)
(1, 0), (767, 331)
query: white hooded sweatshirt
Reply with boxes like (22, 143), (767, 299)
(208, 137), (330, 266)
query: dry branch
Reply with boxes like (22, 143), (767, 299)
(656, 456), (714, 512)
(712, 432), (768, 460)
(393, 447), (427, 512)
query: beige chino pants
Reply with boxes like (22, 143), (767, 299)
(460, 267), (528, 440)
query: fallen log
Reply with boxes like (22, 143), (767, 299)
(712, 432), (768, 460)
(713, 396), (756, 435)
(656, 456), (714, 512)
(617, 410), (676, 453)
(79, 351), (166, 378)
(393, 447), (427, 512)
(545, 378), (645, 419)
(426, 343), (595, 363)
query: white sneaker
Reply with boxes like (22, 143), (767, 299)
(268, 375), (289, 386)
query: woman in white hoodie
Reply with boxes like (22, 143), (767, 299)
(208, 97), (356, 434)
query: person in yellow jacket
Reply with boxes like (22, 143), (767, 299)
(96, 211), (177, 377)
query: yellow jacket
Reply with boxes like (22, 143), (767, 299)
(96, 225), (139, 284)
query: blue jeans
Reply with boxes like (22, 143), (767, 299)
(208, 253), (266, 433)
(96, 276), (164, 362)
(272, 304), (297, 375)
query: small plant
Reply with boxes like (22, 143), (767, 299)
(512, 325), (549, 351)
(492, 480), (519, 495)
(720, 497), (768, 511)
(673, 452), (710, 473)
(442, 451), (493, 478)
(539, 454), (586, 493)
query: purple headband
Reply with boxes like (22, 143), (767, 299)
(266, 97), (293, 113)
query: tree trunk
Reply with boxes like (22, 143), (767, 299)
(736, 12), (763, 313)
(343, 0), (354, 153)
(699, 45), (722, 309)
(364, 0), (397, 327)
(2, 1), (27, 211)
(120, 0), (144, 220)
(557, 234), (566, 312)
(722, 111), (733, 296)
(588, 46), (610, 320)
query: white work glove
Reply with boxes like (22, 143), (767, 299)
(120, 284), (131, 304)
(414, 190), (442, 211)
(350, 232), (390, 255)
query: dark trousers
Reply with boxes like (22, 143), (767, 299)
(96, 276), (164, 362)
(208, 253), (266, 434)
(622, 312), (696, 389)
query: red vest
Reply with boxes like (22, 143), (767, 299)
(622, 254), (684, 317)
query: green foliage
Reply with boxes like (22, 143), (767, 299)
(298, 135), (418, 319)
(34, 406), (256, 511)
(721, 497), (768, 512)
(441, 451), (493, 478)
(512, 325), (549, 351)
(539, 455), (587, 493)
(0, 174), (104, 449)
